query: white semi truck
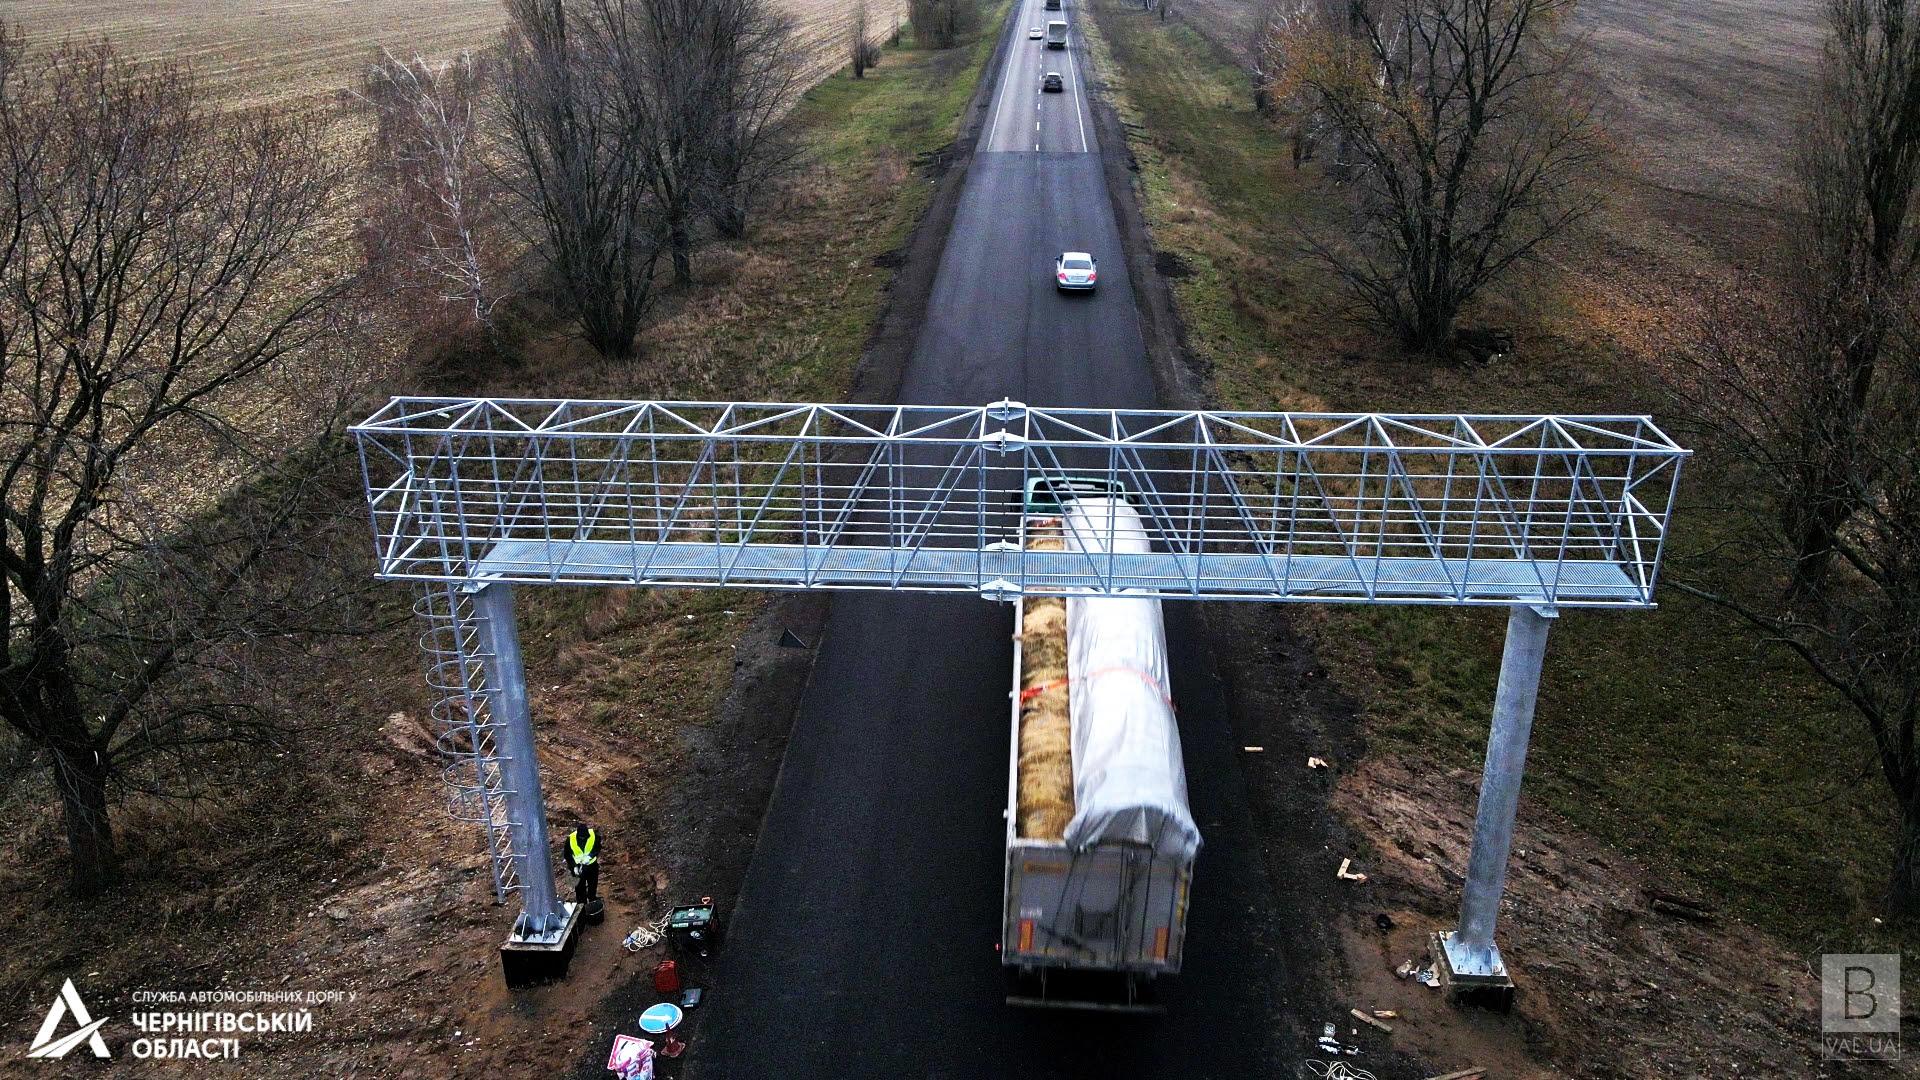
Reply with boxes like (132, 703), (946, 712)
(1045, 20), (1068, 48)
(1000, 479), (1200, 1010)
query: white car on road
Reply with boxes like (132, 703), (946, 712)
(1055, 251), (1096, 291)
(1029, 25), (1043, 38)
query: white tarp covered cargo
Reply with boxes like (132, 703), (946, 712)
(1059, 498), (1202, 862)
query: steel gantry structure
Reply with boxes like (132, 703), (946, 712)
(352, 397), (1689, 986)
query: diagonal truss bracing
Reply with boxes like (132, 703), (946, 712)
(352, 398), (1690, 608)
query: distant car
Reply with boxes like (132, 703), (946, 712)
(1055, 251), (1096, 291)
(1042, 72), (1064, 93)
(1029, 25), (1043, 38)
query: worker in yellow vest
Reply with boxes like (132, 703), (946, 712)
(565, 822), (599, 904)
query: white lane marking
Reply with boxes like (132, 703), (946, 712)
(1065, 24), (1091, 153)
(983, 0), (1027, 151)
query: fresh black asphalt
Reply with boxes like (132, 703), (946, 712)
(686, 1), (1295, 1074)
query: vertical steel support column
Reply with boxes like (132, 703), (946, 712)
(471, 582), (564, 938)
(1438, 604), (1555, 985)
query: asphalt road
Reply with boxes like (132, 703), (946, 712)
(686, 3), (1293, 1075)
(985, 0), (1095, 153)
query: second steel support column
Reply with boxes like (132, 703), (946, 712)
(1438, 604), (1555, 986)
(472, 581), (565, 938)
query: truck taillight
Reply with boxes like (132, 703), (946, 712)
(1019, 919), (1035, 952)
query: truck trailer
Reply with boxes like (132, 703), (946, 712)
(1045, 20), (1068, 48)
(1000, 480), (1200, 1010)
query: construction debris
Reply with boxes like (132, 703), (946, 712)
(1243, 745), (1265, 753)
(1395, 959), (1441, 988)
(1306, 1063), (1379, 1080)
(1336, 858), (1369, 882)
(1316, 1022), (1359, 1056)
(1424, 1069), (1488, 1080)
(1307, 756), (1330, 769)
(1350, 1008), (1394, 1033)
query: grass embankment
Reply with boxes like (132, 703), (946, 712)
(1082, 0), (1894, 949)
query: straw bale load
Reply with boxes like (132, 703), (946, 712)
(1016, 527), (1074, 839)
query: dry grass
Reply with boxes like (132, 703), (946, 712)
(15, 0), (911, 108)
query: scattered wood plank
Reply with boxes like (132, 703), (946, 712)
(1350, 1008), (1393, 1033)
(1649, 899), (1716, 924)
(1643, 888), (1717, 923)
(1307, 756), (1330, 769)
(1424, 1069), (1487, 1080)
(1336, 858), (1368, 882)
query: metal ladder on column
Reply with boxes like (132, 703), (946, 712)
(415, 581), (523, 904)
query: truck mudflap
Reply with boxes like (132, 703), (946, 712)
(1005, 968), (1164, 1013)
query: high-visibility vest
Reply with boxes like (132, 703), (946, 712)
(568, 829), (597, 867)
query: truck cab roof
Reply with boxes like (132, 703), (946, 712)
(1022, 475), (1128, 515)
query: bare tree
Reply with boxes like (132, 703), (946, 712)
(1249, 0), (1330, 166)
(1764, 0), (1920, 596)
(851, 0), (876, 78)
(499, 0), (665, 357)
(627, 0), (806, 269)
(1679, 277), (1920, 914)
(908, 0), (974, 48)
(361, 50), (501, 330)
(701, 0), (807, 239)
(1270, 0), (1602, 352)
(0, 33), (362, 894)
(623, 0), (717, 284)
(1675, 0), (1920, 916)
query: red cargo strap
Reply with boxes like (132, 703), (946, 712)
(1018, 666), (1173, 708)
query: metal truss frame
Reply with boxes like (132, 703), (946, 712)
(350, 397), (1690, 981)
(352, 398), (1688, 608)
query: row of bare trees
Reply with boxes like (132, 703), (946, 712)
(0, 30), (367, 894)
(0, 0), (814, 895)
(1252, 0), (1600, 353)
(364, 0), (806, 359)
(908, 0), (977, 48)
(1680, 0), (1920, 915)
(1, 0), (814, 893)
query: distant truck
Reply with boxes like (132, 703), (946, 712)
(1045, 20), (1068, 48)
(1044, 0), (1061, 10)
(1000, 479), (1199, 1011)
